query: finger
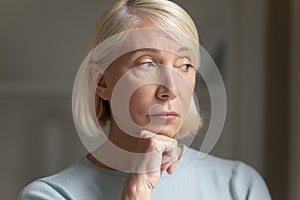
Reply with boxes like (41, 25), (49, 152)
(139, 130), (177, 153)
(132, 130), (179, 173)
(163, 138), (177, 152)
(162, 145), (182, 174)
(166, 160), (178, 175)
(160, 148), (179, 172)
(140, 130), (156, 138)
(161, 150), (177, 164)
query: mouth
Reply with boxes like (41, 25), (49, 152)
(149, 111), (179, 121)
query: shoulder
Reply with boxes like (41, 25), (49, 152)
(179, 146), (271, 199)
(180, 146), (245, 175)
(17, 179), (71, 200)
(18, 159), (90, 200)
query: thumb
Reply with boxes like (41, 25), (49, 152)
(164, 138), (177, 152)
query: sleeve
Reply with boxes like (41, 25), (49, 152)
(230, 162), (272, 200)
(17, 180), (70, 200)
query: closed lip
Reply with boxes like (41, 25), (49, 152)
(149, 111), (179, 117)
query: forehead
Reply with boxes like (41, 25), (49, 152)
(123, 28), (192, 54)
(90, 27), (200, 69)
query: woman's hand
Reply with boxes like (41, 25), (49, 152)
(121, 130), (182, 200)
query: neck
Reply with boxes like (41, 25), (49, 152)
(87, 119), (142, 170)
(87, 119), (183, 170)
(107, 119), (141, 152)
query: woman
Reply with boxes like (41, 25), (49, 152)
(18, 0), (271, 199)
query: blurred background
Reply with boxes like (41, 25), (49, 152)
(0, 0), (299, 199)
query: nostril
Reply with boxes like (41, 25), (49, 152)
(156, 85), (177, 101)
(161, 94), (169, 98)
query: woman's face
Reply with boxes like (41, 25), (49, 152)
(101, 47), (196, 138)
(97, 17), (197, 138)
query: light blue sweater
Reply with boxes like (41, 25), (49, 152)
(18, 146), (271, 199)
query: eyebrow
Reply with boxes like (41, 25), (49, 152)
(131, 48), (160, 54)
(132, 47), (190, 54)
(178, 47), (190, 52)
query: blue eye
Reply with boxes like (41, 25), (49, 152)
(179, 64), (192, 71)
(138, 62), (155, 69)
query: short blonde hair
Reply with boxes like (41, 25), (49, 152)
(72, 0), (202, 139)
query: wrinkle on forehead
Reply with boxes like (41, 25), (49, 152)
(90, 27), (200, 71)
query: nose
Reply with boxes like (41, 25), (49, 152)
(156, 85), (177, 101)
(155, 67), (178, 101)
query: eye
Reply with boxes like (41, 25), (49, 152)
(138, 62), (156, 69)
(178, 64), (193, 71)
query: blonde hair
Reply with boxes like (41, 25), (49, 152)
(72, 0), (202, 139)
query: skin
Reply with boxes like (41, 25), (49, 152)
(89, 19), (197, 199)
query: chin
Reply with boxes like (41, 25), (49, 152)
(155, 128), (178, 138)
(137, 118), (181, 138)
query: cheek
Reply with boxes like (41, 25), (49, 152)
(128, 86), (154, 116)
(178, 76), (195, 107)
(188, 73), (196, 89)
(129, 95), (141, 115)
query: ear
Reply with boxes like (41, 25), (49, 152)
(87, 63), (110, 100)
